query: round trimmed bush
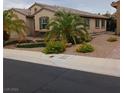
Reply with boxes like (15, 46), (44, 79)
(76, 43), (94, 53)
(43, 41), (66, 54)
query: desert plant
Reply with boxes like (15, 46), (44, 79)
(46, 10), (90, 44)
(85, 34), (93, 42)
(3, 10), (27, 42)
(107, 37), (117, 42)
(76, 43), (94, 53)
(43, 41), (66, 54)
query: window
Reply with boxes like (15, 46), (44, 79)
(39, 17), (49, 29)
(95, 19), (100, 28)
(101, 19), (105, 28)
(84, 18), (90, 29)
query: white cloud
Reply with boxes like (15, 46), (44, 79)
(3, 0), (31, 10)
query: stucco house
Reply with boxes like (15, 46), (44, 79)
(10, 2), (108, 37)
(111, 0), (120, 35)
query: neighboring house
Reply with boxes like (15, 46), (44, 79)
(111, 0), (120, 35)
(10, 2), (108, 37)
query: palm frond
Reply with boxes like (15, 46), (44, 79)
(46, 10), (89, 44)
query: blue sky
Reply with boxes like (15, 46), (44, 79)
(3, 0), (116, 14)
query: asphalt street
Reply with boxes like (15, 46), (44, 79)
(3, 58), (120, 93)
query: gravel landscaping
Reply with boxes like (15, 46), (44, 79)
(4, 33), (120, 59)
(64, 34), (120, 59)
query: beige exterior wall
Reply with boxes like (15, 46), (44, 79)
(11, 7), (107, 38)
(10, 10), (27, 39)
(25, 18), (35, 36)
(89, 19), (106, 33)
(30, 5), (42, 15)
(12, 10), (27, 22)
(34, 9), (55, 32)
(111, 0), (120, 35)
(116, 2), (120, 35)
(12, 10), (36, 36)
(34, 9), (106, 33)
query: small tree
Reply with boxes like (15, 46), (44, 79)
(3, 10), (27, 42)
(46, 11), (90, 44)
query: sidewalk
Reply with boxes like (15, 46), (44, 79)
(3, 49), (120, 77)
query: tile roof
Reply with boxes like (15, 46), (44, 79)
(34, 2), (108, 19)
(12, 8), (31, 16)
(12, 2), (108, 19)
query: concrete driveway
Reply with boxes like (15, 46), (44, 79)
(4, 59), (120, 93)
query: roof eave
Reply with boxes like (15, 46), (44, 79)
(32, 7), (56, 16)
(10, 8), (27, 16)
(82, 16), (108, 19)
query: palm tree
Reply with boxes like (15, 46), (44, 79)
(46, 11), (90, 44)
(3, 10), (27, 42)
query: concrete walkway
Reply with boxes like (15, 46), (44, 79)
(3, 49), (120, 77)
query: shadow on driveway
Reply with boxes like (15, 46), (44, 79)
(3, 58), (120, 93)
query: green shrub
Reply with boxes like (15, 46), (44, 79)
(43, 41), (66, 54)
(16, 42), (46, 48)
(107, 37), (117, 42)
(35, 39), (44, 42)
(85, 35), (93, 42)
(3, 40), (18, 46)
(3, 39), (35, 46)
(76, 43), (94, 53)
